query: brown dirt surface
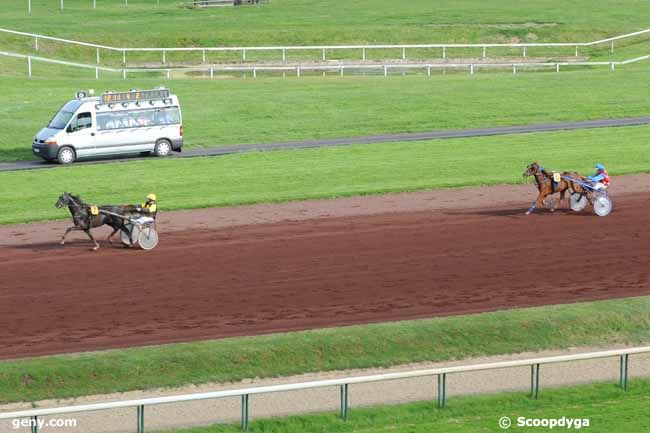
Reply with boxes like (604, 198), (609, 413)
(1, 174), (649, 360)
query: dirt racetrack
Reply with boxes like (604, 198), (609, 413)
(1, 178), (649, 360)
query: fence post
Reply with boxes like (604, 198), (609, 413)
(282, 48), (286, 62)
(427, 65), (431, 77)
(166, 70), (170, 79)
(362, 47), (366, 61)
(610, 62), (615, 71)
(28, 0), (31, 14)
(383, 64), (387, 77)
(619, 355), (629, 390)
(402, 47), (406, 60)
(253, 67), (257, 78)
(556, 63), (560, 73)
(611, 41), (614, 54)
(27, 56), (32, 78)
(137, 405), (144, 433)
(437, 374), (446, 408)
(122, 50), (126, 66)
(95, 67), (99, 79)
(93, 0), (96, 8)
(531, 364), (540, 399)
(296, 66), (300, 77)
(470, 64), (474, 75)
(202, 50), (206, 63)
(575, 46), (579, 57)
(322, 48), (326, 61)
(340, 384), (349, 420)
(340, 66), (344, 77)
(482, 46), (486, 58)
(162, 50), (166, 64)
(442, 46), (446, 59)
(123, 69), (126, 79)
(210, 67), (214, 79)
(512, 64), (516, 75)
(243, 49), (247, 61)
(60, 0), (63, 11)
(31, 416), (38, 433)
(241, 394), (249, 431)
(96, 48), (100, 64)
(34, 36), (38, 51)
(523, 46), (527, 57)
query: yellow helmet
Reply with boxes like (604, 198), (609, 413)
(146, 193), (157, 202)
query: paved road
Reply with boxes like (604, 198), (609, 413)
(2, 116), (649, 172)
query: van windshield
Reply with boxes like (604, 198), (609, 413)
(48, 110), (75, 130)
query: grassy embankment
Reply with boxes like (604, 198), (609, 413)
(2, 296), (650, 404)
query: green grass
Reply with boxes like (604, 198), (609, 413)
(3, 296), (650, 404)
(1, 125), (649, 225)
(1, 0), (648, 56)
(2, 61), (649, 162)
(158, 380), (650, 433)
(3, 63), (650, 161)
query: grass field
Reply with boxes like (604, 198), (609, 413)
(1, 0), (648, 67)
(2, 296), (650, 404)
(1, 125), (648, 225)
(159, 380), (650, 433)
(2, 0), (648, 48)
(1, 63), (649, 162)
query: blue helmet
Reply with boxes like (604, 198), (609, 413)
(595, 163), (605, 170)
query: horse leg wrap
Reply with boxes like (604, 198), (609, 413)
(526, 203), (536, 214)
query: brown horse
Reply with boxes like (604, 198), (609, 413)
(522, 163), (583, 215)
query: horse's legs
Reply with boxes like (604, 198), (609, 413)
(60, 226), (81, 245)
(106, 227), (119, 245)
(526, 192), (547, 215)
(84, 229), (100, 251)
(559, 189), (566, 209)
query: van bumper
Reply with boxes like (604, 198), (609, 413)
(32, 143), (58, 160)
(172, 138), (183, 152)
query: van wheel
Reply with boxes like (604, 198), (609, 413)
(57, 147), (76, 164)
(154, 139), (172, 157)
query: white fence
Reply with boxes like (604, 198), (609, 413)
(1, 27), (649, 66)
(2, 50), (649, 80)
(27, 0), (161, 14)
(0, 346), (647, 432)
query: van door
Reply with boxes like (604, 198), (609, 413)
(65, 111), (96, 158)
(95, 110), (137, 155)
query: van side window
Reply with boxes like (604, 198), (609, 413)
(71, 112), (92, 132)
(96, 107), (180, 130)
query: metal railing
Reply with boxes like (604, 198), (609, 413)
(1, 27), (649, 66)
(2, 50), (648, 80)
(27, 0), (161, 14)
(0, 346), (648, 432)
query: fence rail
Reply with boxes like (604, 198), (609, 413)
(0, 346), (648, 432)
(2, 50), (648, 79)
(1, 27), (649, 65)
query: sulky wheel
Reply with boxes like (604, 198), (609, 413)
(593, 195), (612, 217)
(569, 193), (587, 212)
(120, 223), (141, 247)
(137, 226), (159, 250)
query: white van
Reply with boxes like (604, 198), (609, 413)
(32, 88), (183, 164)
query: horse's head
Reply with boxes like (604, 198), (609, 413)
(523, 162), (540, 178)
(55, 192), (81, 209)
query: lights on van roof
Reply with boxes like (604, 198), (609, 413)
(101, 89), (170, 104)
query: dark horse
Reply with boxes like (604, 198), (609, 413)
(522, 163), (584, 215)
(55, 192), (133, 250)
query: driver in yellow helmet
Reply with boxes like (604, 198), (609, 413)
(135, 193), (157, 218)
